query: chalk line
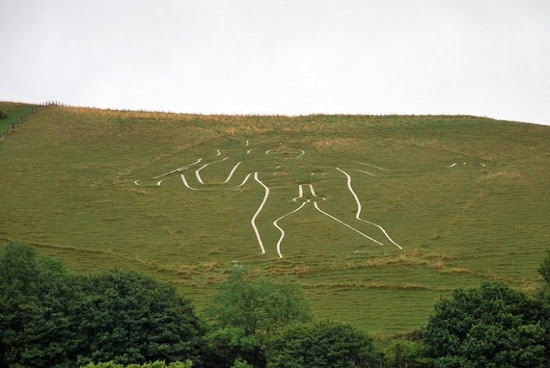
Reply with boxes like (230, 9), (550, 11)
(245, 140), (249, 146)
(195, 157), (229, 184)
(293, 149), (305, 159)
(293, 185), (304, 202)
(235, 173), (252, 188)
(153, 158), (203, 179)
(337, 168), (402, 249)
(215, 149), (221, 156)
(247, 149), (252, 154)
(354, 169), (377, 177)
(134, 180), (141, 186)
(265, 149), (272, 155)
(273, 201), (308, 258)
(293, 184), (324, 201)
(156, 177), (175, 186)
(222, 162), (242, 184)
(355, 162), (390, 171)
(448, 163), (457, 168)
(313, 202), (383, 245)
(308, 184), (325, 200)
(180, 174), (198, 190)
(308, 184), (318, 197)
(252, 172), (269, 254)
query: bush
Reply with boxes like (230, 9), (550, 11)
(80, 360), (193, 368)
(75, 270), (204, 367)
(209, 266), (313, 336)
(265, 320), (382, 368)
(425, 281), (550, 367)
(377, 336), (433, 368)
(539, 249), (550, 285)
(0, 110), (7, 119)
(202, 327), (263, 368)
(0, 243), (205, 367)
(0, 242), (80, 368)
(230, 358), (254, 368)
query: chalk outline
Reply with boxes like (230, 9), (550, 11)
(134, 141), (413, 257)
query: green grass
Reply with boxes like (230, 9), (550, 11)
(0, 102), (37, 136)
(1, 105), (549, 334)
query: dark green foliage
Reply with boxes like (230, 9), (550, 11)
(425, 281), (550, 367)
(75, 270), (204, 367)
(202, 327), (263, 368)
(230, 358), (254, 368)
(0, 243), (205, 367)
(80, 360), (193, 368)
(265, 321), (382, 368)
(209, 267), (313, 336)
(0, 110), (7, 119)
(0, 242), (80, 368)
(538, 250), (550, 336)
(539, 249), (550, 284)
(378, 336), (433, 368)
(205, 267), (312, 367)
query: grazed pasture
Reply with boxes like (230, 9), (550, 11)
(0, 102), (37, 137)
(1, 104), (549, 333)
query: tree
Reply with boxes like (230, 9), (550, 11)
(378, 336), (432, 368)
(265, 320), (381, 368)
(425, 281), (550, 368)
(209, 266), (312, 336)
(538, 249), (550, 342)
(0, 243), (206, 367)
(75, 270), (205, 367)
(230, 358), (254, 368)
(0, 242), (80, 368)
(202, 327), (262, 368)
(205, 266), (312, 368)
(0, 110), (7, 119)
(539, 249), (550, 285)
(80, 361), (193, 368)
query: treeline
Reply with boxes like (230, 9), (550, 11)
(1, 242), (550, 367)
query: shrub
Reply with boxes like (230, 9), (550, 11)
(209, 266), (312, 336)
(75, 270), (204, 367)
(265, 320), (382, 368)
(0, 243), (205, 367)
(80, 360), (193, 368)
(425, 281), (550, 367)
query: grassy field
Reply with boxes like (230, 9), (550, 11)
(0, 102), (37, 137)
(1, 104), (549, 334)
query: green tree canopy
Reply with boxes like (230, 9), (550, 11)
(0, 242), (79, 368)
(539, 249), (550, 285)
(378, 336), (432, 368)
(0, 243), (205, 367)
(208, 266), (313, 336)
(80, 360), (192, 368)
(425, 281), (550, 368)
(75, 270), (204, 367)
(202, 327), (262, 368)
(265, 320), (381, 368)
(204, 266), (313, 368)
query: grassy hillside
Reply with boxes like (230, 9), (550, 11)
(1, 104), (549, 334)
(0, 102), (37, 137)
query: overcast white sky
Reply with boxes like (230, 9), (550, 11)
(1, 0), (549, 124)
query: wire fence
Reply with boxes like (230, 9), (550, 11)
(0, 101), (64, 142)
